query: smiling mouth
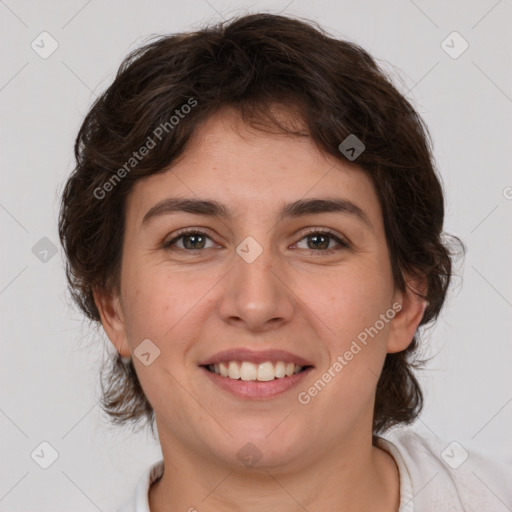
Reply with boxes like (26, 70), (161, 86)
(202, 361), (312, 382)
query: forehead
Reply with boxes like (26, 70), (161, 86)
(125, 107), (382, 229)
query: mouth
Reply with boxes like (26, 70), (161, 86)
(202, 361), (312, 381)
(198, 348), (315, 399)
(199, 358), (314, 399)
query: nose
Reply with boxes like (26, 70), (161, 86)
(218, 244), (295, 332)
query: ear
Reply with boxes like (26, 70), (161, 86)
(386, 276), (427, 354)
(93, 286), (131, 358)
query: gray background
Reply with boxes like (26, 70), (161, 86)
(1, 0), (511, 510)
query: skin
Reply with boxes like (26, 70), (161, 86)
(95, 106), (426, 512)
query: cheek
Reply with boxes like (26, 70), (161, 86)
(303, 259), (393, 346)
(305, 280), (393, 418)
(120, 260), (213, 345)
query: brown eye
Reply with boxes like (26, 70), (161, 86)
(295, 230), (350, 253)
(164, 230), (216, 251)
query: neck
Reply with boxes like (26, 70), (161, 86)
(148, 433), (400, 512)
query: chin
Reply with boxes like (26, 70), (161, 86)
(210, 422), (303, 469)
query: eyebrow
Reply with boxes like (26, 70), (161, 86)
(141, 197), (373, 230)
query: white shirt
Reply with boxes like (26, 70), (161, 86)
(116, 429), (512, 511)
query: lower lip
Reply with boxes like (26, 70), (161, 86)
(200, 366), (314, 399)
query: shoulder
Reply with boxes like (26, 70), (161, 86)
(376, 428), (512, 512)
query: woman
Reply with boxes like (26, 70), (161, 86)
(58, 13), (511, 512)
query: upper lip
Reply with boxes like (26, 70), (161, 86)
(199, 348), (314, 367)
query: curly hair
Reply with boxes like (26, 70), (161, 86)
(58, 12), (463, 437)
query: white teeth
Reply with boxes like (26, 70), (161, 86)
(219, 363), (228, 377)
(255, 362), (275, 381)
(210, 361), (305, 381)
(275, 361), (286, 378)
(228, 361), (240, 379)
(240, 361), (258, 381)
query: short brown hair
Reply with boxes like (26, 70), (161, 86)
(58, 13), (463, 437)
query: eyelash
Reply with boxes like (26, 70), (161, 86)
(162, 227), (350, 255)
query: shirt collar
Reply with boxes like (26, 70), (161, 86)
(130, 459), (164, 512)
(375, 436), (414, 512)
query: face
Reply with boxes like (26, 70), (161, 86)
(96, 106), (424, 471)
